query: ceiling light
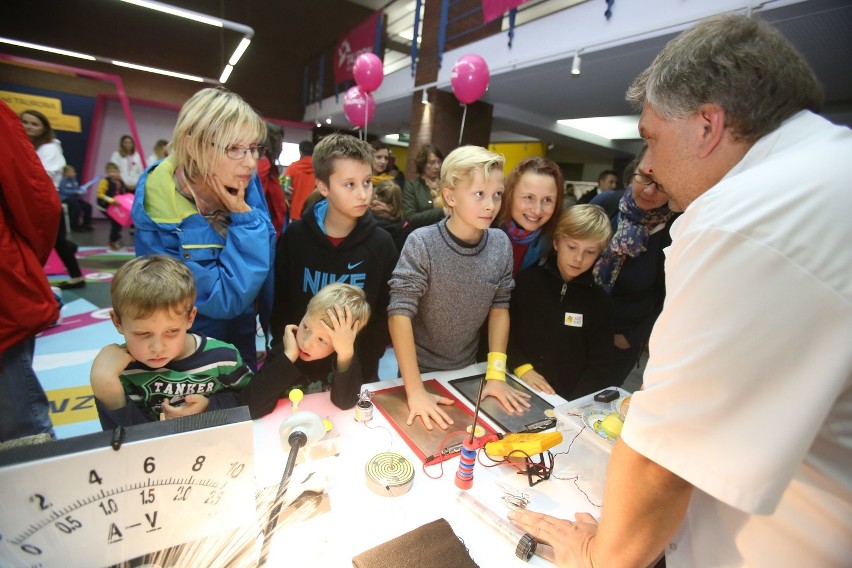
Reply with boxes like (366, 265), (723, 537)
(325, 117), (332, 125)
(112, 60), (204, 82)
(385, 134), (400, 140)
(421, 89), (429, 105)
(219, 64), (233, 83)
(571, 51), (581, 77)
(0, 36), (95, 61)
(228, 38), (251, 66)
(120, 0), (223, 27)
(557, 116), (640, 140)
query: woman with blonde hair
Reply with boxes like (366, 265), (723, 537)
(131, 87), (276, 370)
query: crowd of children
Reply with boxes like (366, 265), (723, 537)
(81, 103), (624, 429)
(79, 87), (630, 433)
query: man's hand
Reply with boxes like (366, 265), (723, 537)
(282, 324), (299, 363)
(508, 509), (599, 568)
(161, 394), (209, 419)
(520, 369), (555, 395)
(482, 379), (532, 414)
(405, 387), (455, 431)
(614, 334), (631, 350)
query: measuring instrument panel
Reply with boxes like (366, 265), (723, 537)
(0, 408), (257, 567)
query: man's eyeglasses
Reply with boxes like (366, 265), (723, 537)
(224, 144), (266, 160)
(633, 172), (659, 190)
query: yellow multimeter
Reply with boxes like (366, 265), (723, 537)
(484, 432), (563, 458)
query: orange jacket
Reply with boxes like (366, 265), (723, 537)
(285, 156), (315, 221)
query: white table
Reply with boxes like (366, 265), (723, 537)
(253, 363), (609, 567)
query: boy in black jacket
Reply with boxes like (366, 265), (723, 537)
(508, 205), (615, 401)
(244, 283), (369, 417)
(270, 133), (397, 382)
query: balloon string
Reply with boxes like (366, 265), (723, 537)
(458, 104), (468, 146)
(364, 102), (368, 141)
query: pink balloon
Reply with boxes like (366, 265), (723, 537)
(353, 52), (384, 92)
(451, 54), (490, 105)
(343, 86), (376, 128)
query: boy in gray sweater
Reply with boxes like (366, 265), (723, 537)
(388, 146), (531, 430)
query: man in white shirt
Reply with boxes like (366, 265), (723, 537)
(509, 14), (852, 567)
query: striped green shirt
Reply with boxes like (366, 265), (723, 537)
(119, 334), (252, 420)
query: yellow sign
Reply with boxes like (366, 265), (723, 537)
(47, 385), (98, 426)
(0, 90), (82, 132)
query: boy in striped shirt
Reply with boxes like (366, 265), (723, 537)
(91, 255), (252, 429)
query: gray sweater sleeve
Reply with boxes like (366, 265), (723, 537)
(490, 230), (515, 309)
(387, 229), (430, 318)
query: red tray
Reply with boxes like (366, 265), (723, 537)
(371, 379), (496, 464)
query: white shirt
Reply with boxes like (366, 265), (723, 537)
(110, 150), (143, 190)
(622, 111), (852, 567)
(36, 139), (66, 188)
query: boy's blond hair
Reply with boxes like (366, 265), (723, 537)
(553, 205), (613, 251)
(439, 145), (504, 195)
(307, 283), (371, 329)
(172, 87), (265, 183)
(312, 133), (374, 186)
(105, 162), (119, 172)
(112, 255), (197, 320)
(63, 165), (76, 176)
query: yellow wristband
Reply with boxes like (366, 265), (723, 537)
(513, 364), (534, 378)
(485, 352), (507, 381)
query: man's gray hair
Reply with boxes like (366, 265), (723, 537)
(626, 14), (823, 142)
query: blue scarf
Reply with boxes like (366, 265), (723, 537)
(593, 189), (674, 293)
(503, 219), (544, 272)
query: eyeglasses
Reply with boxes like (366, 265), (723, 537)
(224, 144), (266, 160)
(633, 172), (659, 190)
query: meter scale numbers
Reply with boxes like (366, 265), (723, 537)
(12, 474), (239, 546)
(1, 450), (255, 567)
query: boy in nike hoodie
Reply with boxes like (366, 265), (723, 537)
(270, 133), (398, 389)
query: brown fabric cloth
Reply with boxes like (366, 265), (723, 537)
(352, 518), (479, 568)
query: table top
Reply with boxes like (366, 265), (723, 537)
(253, 363), (610, 567)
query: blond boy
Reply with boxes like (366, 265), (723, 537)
(508, 205), (614, 399)
(243, 282), (370, 417)
(388, 146), (531, 430)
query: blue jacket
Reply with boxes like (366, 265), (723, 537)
(131, 156), (275, 368)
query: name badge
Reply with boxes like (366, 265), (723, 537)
(564, 312), (583, 327)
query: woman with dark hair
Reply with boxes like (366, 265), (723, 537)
(401, 143), (445, 229)
(20, 109), (86, 289)
(370, 139), (394, 186)
(258, 121), (288, 236)
(495, 156), (564, 275)
(593, 145), (677, 385)
(110, 134), (144, 190)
